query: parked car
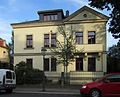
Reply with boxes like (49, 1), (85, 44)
(0, 69), (16, 93)
(80, 73), (120, 97)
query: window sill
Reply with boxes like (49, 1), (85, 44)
(76, 44), (83, 45)
(44, 47), (57, 49)
(76, 43), (97, 45)
(24, 47), (34, 50)
(88, 43), (96, 44)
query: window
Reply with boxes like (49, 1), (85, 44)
(43, 14), (58, 21)
(51, 33), (56, 47)
(83, 14), (87, 18)
(13, 72), (15, 79)
(76, 58), (83, 71)
(26, 59), (33, 69)
(88, 31), (95, 44)
(44, 33), (57, 47)
(51, 14), (58, 20)
(76, 32), (83, 44)
(88, 58), (96, 71)
(26, 35), (33, 48)
(44, 34), (49, 47)
(43, 58), (57, 71)
(51, 58), (56, 71)
(44, 58), (49, 71)
(6, 71), (12, 79)
(106, 74), (120, 82)
(105, 74), (120, 82)
(44, 15), (50, 21)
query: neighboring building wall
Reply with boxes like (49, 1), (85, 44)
(0, 39), (9, 68)
(0, 47), (9, 63)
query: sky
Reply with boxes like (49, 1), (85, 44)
(0, 0), (119, 48)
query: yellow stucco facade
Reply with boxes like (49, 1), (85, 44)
(0, 40), (9, 64)
(11, 6), (108, 84)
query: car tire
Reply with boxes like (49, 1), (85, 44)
(90, 89), (101, 97)
(6, 89), (13, 93)
(81, 93), (86, 97)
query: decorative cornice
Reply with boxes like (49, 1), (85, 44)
(14, 52), (56, 56)
(64, 19), (108, 24)
(14, 51), (107, 56)
(11, 21), (63, 29)
(11, 19), (107, 29)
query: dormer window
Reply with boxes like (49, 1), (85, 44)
(38, 9), (64, 21)
(43, 14), (58, 21)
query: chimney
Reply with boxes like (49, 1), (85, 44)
(66, 10), (69, 17)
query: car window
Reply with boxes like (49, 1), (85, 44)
(13, 72), (15, 79)
(6, 71), (12, 79)
(106, 74), (120, 82)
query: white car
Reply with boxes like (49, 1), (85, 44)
(0, 69), (16, 93)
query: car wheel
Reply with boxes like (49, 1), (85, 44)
(90, 89), (101, 97)
(6, 89), (13, 93)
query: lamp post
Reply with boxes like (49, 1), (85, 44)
(41, 47), (47, 92)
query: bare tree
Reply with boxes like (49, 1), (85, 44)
(50, 25), (82, 85)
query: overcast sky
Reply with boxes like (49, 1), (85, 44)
(0, 0), (118, 48)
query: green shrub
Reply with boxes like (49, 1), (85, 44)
(15, 61), (46, 85)
(24, 69), (45, 84)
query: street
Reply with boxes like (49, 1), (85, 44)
(0, 93), (81, 97)
(0, 84), (81, 97)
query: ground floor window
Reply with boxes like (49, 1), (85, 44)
(44, 58), (56, 71)
(88, 57), (96, 71)
(51, 58), (56, 71)
(76, 58), (83, 71)
(26, 58), (33, 69)
(44, 58), (49, 71)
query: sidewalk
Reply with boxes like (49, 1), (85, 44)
(14, 84), (81, 95)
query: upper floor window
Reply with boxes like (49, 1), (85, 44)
(51, 33), (56, 47)
(88, 31), (95, 44)
(44, 34), (49, 47)
(43, 14), (58, 21)
(44, 15), (50, 21)
(76, 32), (83, 44)
(51, 14), (58, 20)
(44, 33), (56, 47)
(26, 35), (33, 48)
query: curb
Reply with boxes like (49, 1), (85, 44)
(14, 88), (80, 95)
(14, 90), (80, 95)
